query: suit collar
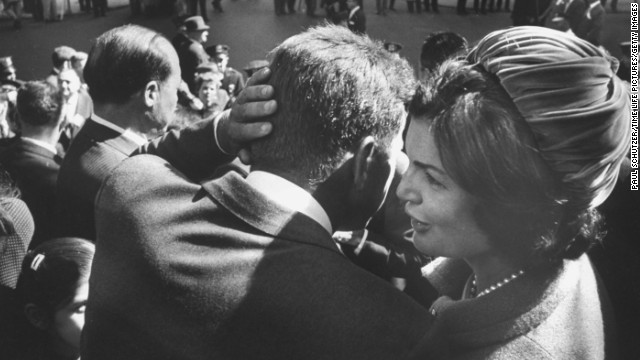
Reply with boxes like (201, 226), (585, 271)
(81, 117), (142, 156)
(20, 136), (58, 155)
(90, 114), (147, 146)
(245, 171), (332, 235)
(202, 172), (342, 254)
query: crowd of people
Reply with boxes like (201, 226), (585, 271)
(0, 8), (638, 360)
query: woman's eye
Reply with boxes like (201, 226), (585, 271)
(75, 305), (86, 314)
(425, 172), (444, 189)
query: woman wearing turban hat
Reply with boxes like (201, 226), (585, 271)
(399, 26), (629, 359)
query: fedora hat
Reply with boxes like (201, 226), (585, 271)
(183, 16), (210, 32)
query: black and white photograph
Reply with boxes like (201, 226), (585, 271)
(1, 0), (638, 359)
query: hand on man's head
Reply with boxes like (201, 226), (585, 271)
(217, 67), (277, 164)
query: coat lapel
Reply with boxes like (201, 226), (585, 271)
(82, 118), (141, 157)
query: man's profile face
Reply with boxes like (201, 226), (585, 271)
(149, 50), (181, 131)
(2, 70), (16, 82)
(214, 54), (229, 72)
(198, 30), (209, 44)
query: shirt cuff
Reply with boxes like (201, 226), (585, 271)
(213, 110), (232, 155)
(353, 229), (369, 255)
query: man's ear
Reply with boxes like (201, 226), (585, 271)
(348, 136), (395, 227)
(24, 303), (49, 330)
(353, 136), (376, 191)
(143, 80), (160, 108)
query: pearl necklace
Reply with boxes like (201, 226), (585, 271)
(471, 270), (525, 298)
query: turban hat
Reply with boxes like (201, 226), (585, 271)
(468, 26), (631, 210)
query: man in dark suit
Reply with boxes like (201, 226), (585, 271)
(83, 25), (432, 360)
(0, 81), (64, 247)
(172, 16), (211, 92)
(56, 25), (275, 241)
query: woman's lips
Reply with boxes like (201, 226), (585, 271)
(410, 218), (430, 233)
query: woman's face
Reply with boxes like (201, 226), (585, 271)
(198, 79), (220, 107)
(397, 118), (491, 259)
(50, 278), (88, 356)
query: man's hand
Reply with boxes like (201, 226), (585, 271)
(217, 67), (277, 164)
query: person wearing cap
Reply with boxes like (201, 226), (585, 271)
(207, 44), (245, 103)
(45, 46), (77, 88)
(172, 16), (211, 93)
(397, 26), (627, 358)
(56, 25), (275, 241)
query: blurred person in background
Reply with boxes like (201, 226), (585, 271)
(45, 46), (76, 88)
(71, 52), (88, 88)
(172, 16), (211, 93)
(207, 44), (245, 104)
(57, 69), (93, 152)
(0, 81), (64, 248)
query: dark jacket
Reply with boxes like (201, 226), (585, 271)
(172, 33), (210, 91)
(56, 117), (228, 240)
(82, 154), (432, 360)
(0, 138), (61, 247)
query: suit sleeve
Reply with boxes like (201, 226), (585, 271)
(342, 232), (428, 279)
(134, 118), (234, 182)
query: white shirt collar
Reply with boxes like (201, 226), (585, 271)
(245, 171), (333, 235)
(90, 114), (147, 146)
(21, 136), (58, 155)
(349, 5), (360, 18)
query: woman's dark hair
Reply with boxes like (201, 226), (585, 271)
(16, 238), (95, 315)
(409, 60), (602, 265)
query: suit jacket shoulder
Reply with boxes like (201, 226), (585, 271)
(0, 139), (61, 246)
(56, 119), (139, 239)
